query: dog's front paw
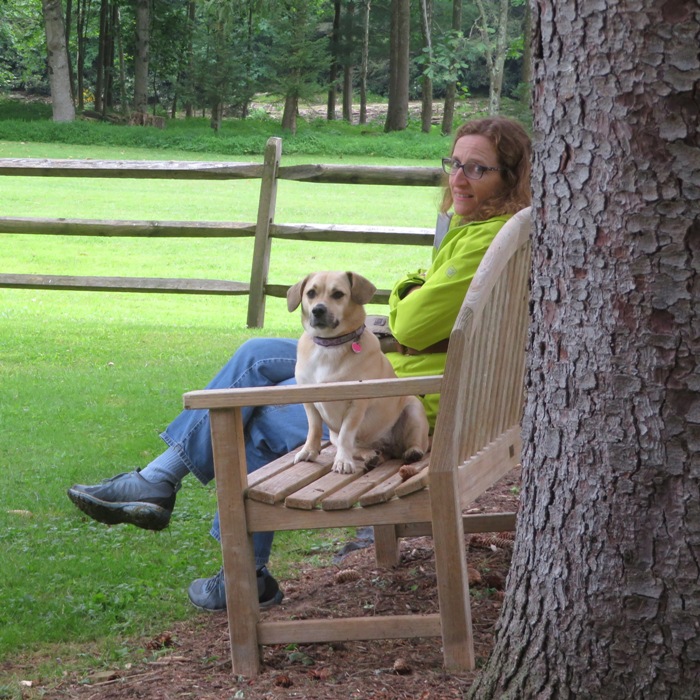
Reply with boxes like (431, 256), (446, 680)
(332, 458), (357, 474)
(402, 447), (425, 464)
(294, 447), (319, 464)
(363, 449), (383, 469)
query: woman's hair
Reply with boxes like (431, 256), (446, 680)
(440, 116), (532, 220)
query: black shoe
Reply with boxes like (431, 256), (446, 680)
(188, 566), (284, 612)
(67, 469), (177, 531)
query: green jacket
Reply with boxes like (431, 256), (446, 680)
(386, 214), (510, 429)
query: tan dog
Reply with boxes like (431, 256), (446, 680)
(287, 271), (429, 474)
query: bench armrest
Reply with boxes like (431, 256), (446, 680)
(183, 375), (443, 410)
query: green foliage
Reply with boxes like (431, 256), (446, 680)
(0, 96), (478, 159)
(417, 30), (472, 96)
(0, 0), (45, 91)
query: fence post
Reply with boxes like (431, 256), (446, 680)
(247, 137), (282, 328)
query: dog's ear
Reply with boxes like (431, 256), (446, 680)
(346, 272), (377, 305)
(287, 275), (310, 312)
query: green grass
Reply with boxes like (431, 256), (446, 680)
(0, 113), (449, 688)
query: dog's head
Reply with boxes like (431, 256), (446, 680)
(287, 271), (377, 337)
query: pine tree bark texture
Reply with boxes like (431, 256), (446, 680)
(469, 1), (700, 698)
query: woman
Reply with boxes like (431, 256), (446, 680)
(68, 115), (531, 612)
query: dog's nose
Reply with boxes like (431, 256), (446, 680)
(312, 304), (327, 318)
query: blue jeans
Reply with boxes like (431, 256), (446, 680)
(161, 337), (324, 568)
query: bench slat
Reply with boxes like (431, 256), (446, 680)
(321, 461), (404, 510)
(247, 452), (335, 504)
(284, 470), (362, 510)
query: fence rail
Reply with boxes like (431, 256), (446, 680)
(0, 137), (443, 327)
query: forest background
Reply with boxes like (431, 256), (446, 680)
(1, 0), (530, 133)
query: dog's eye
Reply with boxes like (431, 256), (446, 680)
(331, 291), (344, 300)
(306, 289), (317, 300)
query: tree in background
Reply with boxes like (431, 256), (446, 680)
(266, 0), (329, 133)
(473, 0), (508, 115)
(4, 0), (534, 125)
(469, 0), (700, 695)
(133, 0), (150, 115)
(326, 0), (341, 119)
(472, 0), (524, 115)
(341, 0), (356, 121)
(41, 0), (75, 120)
(358, 0), (371, 124)
(440, 0), (461, 134)
(384, 0), (410, 132)
(417, 0), (433, 133)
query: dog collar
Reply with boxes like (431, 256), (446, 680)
(312, 324), (366, 353)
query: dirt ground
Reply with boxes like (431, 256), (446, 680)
(21, 470), (520, 700)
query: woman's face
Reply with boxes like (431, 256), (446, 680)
(449, 135), (504, 219)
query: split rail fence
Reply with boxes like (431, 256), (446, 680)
(0, 136), (443, 327)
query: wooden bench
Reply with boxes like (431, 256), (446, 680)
(183, 206), (532, 676)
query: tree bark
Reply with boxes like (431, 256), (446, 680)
(474, 0), (509, 116)
(418, 0), (433, 133)
(42, 0), (76, 121)
(327, 0), (342, 120)
(282, 91), (299, 134)
(76, 0), (88, 110)
(441, 0), (461, 135)
(342, 0), (355, 123)
(359, 0), (371, 124)
(469, 1), (700, 697)
(63, 0), (75, 103)
(384, 0), (410, 132)
(134, 0), (150, 115)
(94, 0), (108, 113)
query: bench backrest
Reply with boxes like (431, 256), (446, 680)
(431, 207), (532, 471)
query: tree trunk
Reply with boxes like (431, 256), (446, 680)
(327, 0), (341, 120)
(133, 0), (150, 114)
(76, 0), (88, 110)
(469, 1), (700, 697)
(441, 0), (461, 135)
(103, 3), (117, 110)
(418, 0), (433, 133)
(281, 91), (299, 134)
(184, 0), (195, 118)
(488, 0), (508, 115)
(384, 0), (410, 132)
(342, 0), (355, 122)
(474, 0), (508, 116)
(359, 0), (371, 124)
(210, 101), (223, 132)
(94, 0), (108, 113)
(116, 7), (127, 112)
(63, 0), (75, 104)
(42, 0), (76, 121)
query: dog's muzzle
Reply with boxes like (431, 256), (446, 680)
(310, 304), (332, 328)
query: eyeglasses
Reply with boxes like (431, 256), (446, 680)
(441, 158), (504, 180)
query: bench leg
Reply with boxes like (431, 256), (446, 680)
(211, 408), (261, 677)
(431, 471), (475, 672)
(374, 524), (400, 568)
